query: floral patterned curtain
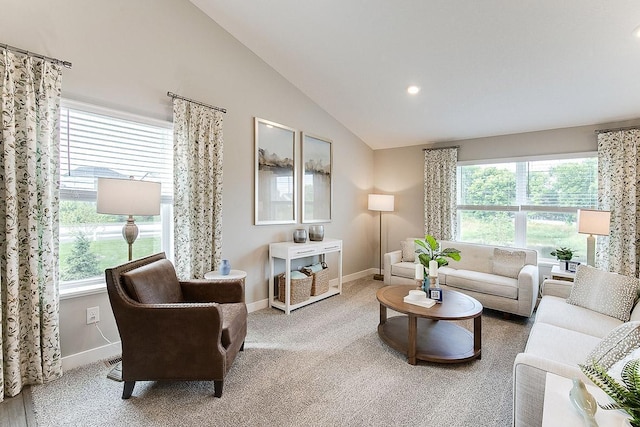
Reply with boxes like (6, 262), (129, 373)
(423, 147), (458, 240)
(172, 99), (224, 279)
(597, 130), (640, 276)
(0, 48), (63, 400)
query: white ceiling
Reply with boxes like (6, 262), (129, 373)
(191, 0), (640, 150)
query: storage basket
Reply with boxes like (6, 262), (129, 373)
(277, 273), (312, 305)
(310, 266), (330, 296)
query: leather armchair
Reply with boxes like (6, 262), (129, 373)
(105, 252), (247, 399)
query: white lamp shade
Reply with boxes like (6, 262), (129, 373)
(577, 209), (611, 236)
(97, 178), (161, 216)
(368, 194), (395, 212)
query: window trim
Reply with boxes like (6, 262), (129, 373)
(58, 99), (174, 297)
(456, 152), (598, 261)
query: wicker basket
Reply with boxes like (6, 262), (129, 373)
(310, 267), (330, 296)
(277, 273), (312, 304)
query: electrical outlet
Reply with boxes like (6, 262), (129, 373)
(86, 306), (100, 324)
(542, 274), (550, 281)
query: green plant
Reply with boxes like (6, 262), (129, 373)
(550, 247), (575, 261)
(414, 234), (461, 274)
(580, 359), (640, 427)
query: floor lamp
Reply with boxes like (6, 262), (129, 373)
(577, 209), (611, 267)
(369, 194), (395, 281)
(97, 177), (161, 261)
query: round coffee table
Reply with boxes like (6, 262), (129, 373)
(376, 285), (483, 365)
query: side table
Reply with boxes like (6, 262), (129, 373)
(204, 270), (247, 281)
(551, 265), (576, 282)
(542, 372), (629, 426)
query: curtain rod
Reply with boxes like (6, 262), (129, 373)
(1, 43), (72, 68)
(422, 145), (460, 151)
(166, 91), (227, 114)
(594, 125), (640, 134)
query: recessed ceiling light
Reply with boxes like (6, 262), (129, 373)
(407, 85), (420, 95)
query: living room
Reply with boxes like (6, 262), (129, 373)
(2, 1), (640, 426)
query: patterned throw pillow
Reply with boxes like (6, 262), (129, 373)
(491, 248), (526, 279)
(586, 321), (640, 370)
(567, 265), (639, 322)
(400, 240), (415, 262)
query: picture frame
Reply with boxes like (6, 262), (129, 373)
(254, 118), (298, 225)
(301, 132), (332, 223)
(567, 261), (581, 273)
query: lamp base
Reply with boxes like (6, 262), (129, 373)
(373, 274), (384, 281)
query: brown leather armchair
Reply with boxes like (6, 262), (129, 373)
(105, 252), (247, 399)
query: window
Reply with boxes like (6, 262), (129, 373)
(457, 154), (597, 262)
(59, 101), (173, 292)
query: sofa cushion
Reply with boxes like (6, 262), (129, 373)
(536, 295), (623, 339)
(220, 302), (248, 349)
(525, 322), (602, 366)
(492, 248), (526, 279)
(391, 261), (417, 279)
(586, 321), (640, 370)
(122, 259), (184, 304)
(567, 265), (638, 322)
(400, 240), (415, 262)
(444, 270), (518, 299)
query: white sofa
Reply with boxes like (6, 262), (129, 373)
(513, 276), (640, 427)
(383, 238), (539, 317)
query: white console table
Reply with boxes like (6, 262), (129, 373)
(269, 238), (343, 314)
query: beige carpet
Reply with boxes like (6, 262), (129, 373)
(31, 278), (533, 426)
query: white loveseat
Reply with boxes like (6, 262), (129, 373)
(383, 238), (539, 317)
(513, 268), (640, 427)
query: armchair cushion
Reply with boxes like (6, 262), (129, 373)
(400, 240), (416, 262)
(122, 259), (184, 304)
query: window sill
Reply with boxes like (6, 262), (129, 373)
(60, 282), (107, 300)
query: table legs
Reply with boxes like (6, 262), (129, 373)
(474, 314), (482, 360)
(408, 315), (417, 365)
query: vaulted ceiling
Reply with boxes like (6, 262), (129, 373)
(191, 1), (640, 150)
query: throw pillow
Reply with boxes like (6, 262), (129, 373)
(607, 346), (640, 383)
(586, 321), (640, 370)
(491, 248), (526, 279)
(401, 240), (415, 262)
(567, 265), (639, 322)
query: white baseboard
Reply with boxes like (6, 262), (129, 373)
(62, 341), (122, 372)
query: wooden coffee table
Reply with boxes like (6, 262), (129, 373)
(376, 285), (482, 365)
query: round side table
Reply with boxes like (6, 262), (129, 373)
(204, 269), (247, 280)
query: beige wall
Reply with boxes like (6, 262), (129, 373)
(374, 118), (640, 255)
(1, 0), (375, 363)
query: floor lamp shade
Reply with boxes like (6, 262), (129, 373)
(368, 194), (395, 281)
(368, 194), (395, 212)
(97, 178), (162, 261)
(577, 209), (611, 267)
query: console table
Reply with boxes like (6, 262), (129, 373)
(268, 238), (342, 314)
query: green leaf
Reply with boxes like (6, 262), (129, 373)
(425, 235), (438, 251)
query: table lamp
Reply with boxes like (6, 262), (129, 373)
(368, 194), (395, 281)
(97, 177), (161, 261)
(577, 209), (611, 267)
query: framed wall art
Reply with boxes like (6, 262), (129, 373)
(301, 132), (332, 223)
(254, 118), (298, 225)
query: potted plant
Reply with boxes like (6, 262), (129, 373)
(550, 247), (575, 271)
(580, 359), (640, 426)
(414, 234), (461, 276)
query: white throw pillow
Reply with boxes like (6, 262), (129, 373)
(400, 240), (415, 262)
(607, 347), (640, 383)
(567, 265), (639, 322)
(586, 321), (640, 370)
(491, 248), (526, 279)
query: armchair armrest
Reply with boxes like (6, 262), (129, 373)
(383, 250), (403, 284)
(180, 279), (245, 303)
(117, 302), (228, 378)
(515, 264), (539, 317)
